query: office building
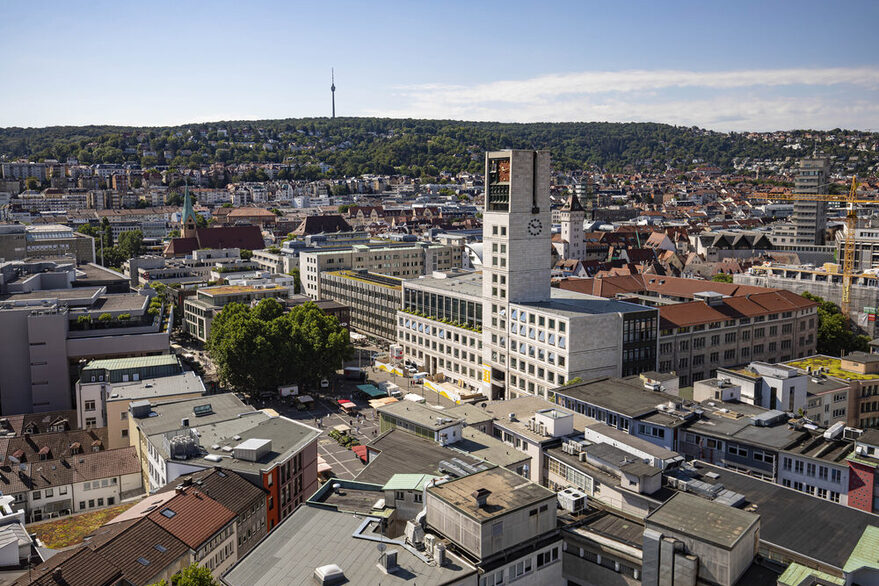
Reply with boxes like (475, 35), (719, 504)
(128, 394), (319, 530)
(299, 240), (462, 300)
(0, 224), (95, 263)
(319, 269), (402, 341)
(0, 259), (170, 415)
(399, 151), (658, 401)
(792, 157), (830, 246)
(657, 290), (818, 386)
(182, 283), (292, 342)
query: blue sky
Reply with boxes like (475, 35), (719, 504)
(1, 0), (878, 131)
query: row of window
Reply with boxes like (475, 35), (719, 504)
(781, 479), (841, 502)
(661, 312), (811, 335)
(782, 457), (843, 483)
(478, 546), (559, 586)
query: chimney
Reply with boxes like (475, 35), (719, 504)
(472, 488), (491, 508)
(377, 550), (398, 574)
(182, 476), (193, 487)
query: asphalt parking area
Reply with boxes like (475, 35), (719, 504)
(278, 393), (381, 480)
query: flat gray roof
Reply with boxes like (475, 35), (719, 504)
(428, 466), (555, 522)
(151, 414), (320, 474)
(555, 377), (668, 419)
(378, 401), (463, 431)
(684, 461), (879, 569)
(646, 491), (759, 550)
(0, 287), (102, 303)
(404, 271), (483, 299)
(107, 372), (204, 401)
(356, 429), (487, 485)
(223, 505), (476, 585)
(133, 393), (251, 436)
(89, 294), (148, 313)
(453, 427), (531, 469)
(517, 288), (654, 318)
(481, 395), (597, 443)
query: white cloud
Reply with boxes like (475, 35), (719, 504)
(369, 68), (879, 131)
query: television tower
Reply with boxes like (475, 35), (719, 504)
(331, 68), (336, 119)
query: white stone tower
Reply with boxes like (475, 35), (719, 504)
(558, 191), (586, 260)
(481, 150), (552, 399)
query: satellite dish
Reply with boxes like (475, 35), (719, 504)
(18, 464), (26, 472)
(7, 456), (19, 465)
(377, 543), (386, 553)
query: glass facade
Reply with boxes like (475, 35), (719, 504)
(404, 288), (482, 330)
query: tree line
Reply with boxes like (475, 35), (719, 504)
(3, 118), (877, 178)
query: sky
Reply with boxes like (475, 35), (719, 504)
(1, 0), (878, 131)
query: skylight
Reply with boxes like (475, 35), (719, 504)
(137, 557), (150, 566)
(193, 404), (213, 417)
(160, 508), (176, 518)
(154, 544), (167, 553)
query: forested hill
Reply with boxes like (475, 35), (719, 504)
(1, 118), (877, 177)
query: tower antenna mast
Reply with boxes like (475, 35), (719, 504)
(331, 68), (336, 119)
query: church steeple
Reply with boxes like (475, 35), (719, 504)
(560, 190), (585, 212)
(181, 183), (198, 239)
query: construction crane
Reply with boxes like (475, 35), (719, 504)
(751, 177), (866, 322)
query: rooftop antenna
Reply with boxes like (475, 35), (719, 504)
(331, 68), (336, 119)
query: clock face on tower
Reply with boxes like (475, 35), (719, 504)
(528, 218), (543, 236)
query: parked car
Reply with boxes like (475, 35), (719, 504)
(320, 378), (330, 389)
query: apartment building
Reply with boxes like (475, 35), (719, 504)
(319, 269), (402, 341)
(657, 290), (818, 386)
(299, 240), (462, 299)
(156, 468), (267, 557)
(4, 446), (142, 522)
(110, 485), (238, 577)
(128, 394), (320, 531)
(786, 352), (879, 429)
(182, 283), (292, 342)
(778, 430), (851, 507)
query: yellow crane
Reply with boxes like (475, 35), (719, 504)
(752, 177), (866, 322)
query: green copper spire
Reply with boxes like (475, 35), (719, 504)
(181, 182), (198, 230)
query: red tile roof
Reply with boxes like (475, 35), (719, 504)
(659, 290), (817, 328)
(147, 488), (236, 549)
(164, 225), (265, 257)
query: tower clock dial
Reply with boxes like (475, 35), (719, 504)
(528, 218), (543, 236)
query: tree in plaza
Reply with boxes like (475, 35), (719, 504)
(801, 292), (870, 357)
(207, 298), (351, 392)
(711, 273), (733, 283)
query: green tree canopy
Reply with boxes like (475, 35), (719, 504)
(711, 273), (734, 283)
(117, 230), (144, 259)
(149, 563), (218, 586)
(207, 298), (352, 391)
(801, 292), (870, 356)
